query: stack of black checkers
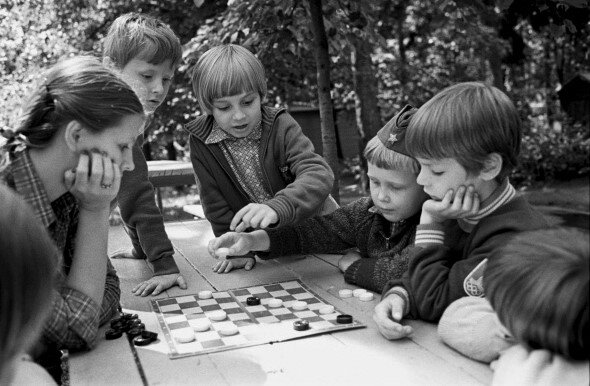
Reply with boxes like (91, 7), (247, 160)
(104, 312), (158, 346)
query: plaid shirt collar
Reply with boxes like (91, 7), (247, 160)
(205, 120), (263, 144)
(10, 149), (57, 228)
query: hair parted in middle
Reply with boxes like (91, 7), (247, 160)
(406, 82), (521, 181)
(102, 12), (182, 69)
(484, 227), (589, 360)
(191, 44), (267, 115)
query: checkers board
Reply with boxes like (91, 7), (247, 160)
(151, 280), (364, 358)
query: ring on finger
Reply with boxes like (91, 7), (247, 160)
(101, 183), (112, 189)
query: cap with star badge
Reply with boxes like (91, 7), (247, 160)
(376, 104), (417, 157)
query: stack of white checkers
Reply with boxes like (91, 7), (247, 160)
(338, 288), (374, 302)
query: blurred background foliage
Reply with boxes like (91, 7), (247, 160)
(1, 0), (588, 187)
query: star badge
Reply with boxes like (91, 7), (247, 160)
(387, 133), (399, 145)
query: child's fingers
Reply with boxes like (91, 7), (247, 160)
(234, 221), (247, 233)
(470, 193), (480, 216)
(230, 207), (248, 230)
(259, 213), (275, 229)
(461, 185), (474, 213)
(149, 283), (165, 296)
(451, 186), (466, 212)
(244, 258), (255, 270)
(212, 261), (224, 272)
(441, 189), (454, 207)
(248, 211), (266, 229)
(223, 261), (234, 273)
(208, 239), (218, 257)
(176, 275), (188, 289)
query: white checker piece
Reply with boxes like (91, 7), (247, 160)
(152, 280), (364, 358)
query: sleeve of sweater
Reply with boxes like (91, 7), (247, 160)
(388, 217), (533, 322)
(117, 142), (179, 275)
(438, 296), (514, 363)
(343, 223), (418, 294)
(188, 137), (236, 237)
(264, 198), (370, 259)
(263, 113), (335, 227)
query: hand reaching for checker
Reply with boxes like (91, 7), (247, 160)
(64, 150), (121, 212)
(208, 232), (255, 274)
(230, 203), (278, 232)
(420, 185), (480, 224)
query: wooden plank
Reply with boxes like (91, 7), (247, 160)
(264, 252), (491, 382)
(69, 325), (144, 386)
(69, 220), (493, 385)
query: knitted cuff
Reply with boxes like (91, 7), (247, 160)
(265, 226), (301, 259)
(343, 259), (361, 285)
(414, 223), (445, 247)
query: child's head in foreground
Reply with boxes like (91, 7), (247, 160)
(484, 227), (589, 360)
(363, 105), (428, 223)
(191, 44), (267, 138)
(103, 12), (182, 114)
(406, 82), (521, 200)
(0, 185), (58, 383)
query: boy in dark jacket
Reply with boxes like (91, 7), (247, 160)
(208, 106), (429, 293)
(185, 44), (337, 273)
(373, 82), (548, 340)
(103, 13), (187, 295)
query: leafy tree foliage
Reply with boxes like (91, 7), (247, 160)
(1, 0), (588, 185)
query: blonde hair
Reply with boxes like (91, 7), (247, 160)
(103, 12), (182, 68)
(364, 135), (420, 173)
(407, 82), (521, 181)
(191, 44), (267, 114)
(484, 228), (589, 360)
(0, 185), (58, 380)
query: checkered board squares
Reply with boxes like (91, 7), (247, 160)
(232, 281), (347, 330)
(151, 280), (364, 359)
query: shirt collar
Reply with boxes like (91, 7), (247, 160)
(205, 120), (263, 144)
(10, 149), (56, 228)
(458, 178), (516, 232)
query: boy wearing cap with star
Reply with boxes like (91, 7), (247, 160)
(208, 106), (428, 293)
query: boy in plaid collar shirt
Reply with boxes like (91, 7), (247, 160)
(185, 44), (337, 273)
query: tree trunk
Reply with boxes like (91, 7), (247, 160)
(309, 0), (340, 202)
(351, 35), (381, 194)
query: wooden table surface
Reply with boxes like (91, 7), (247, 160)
(70, 219), (492, 386)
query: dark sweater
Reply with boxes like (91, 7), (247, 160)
(265, 197), (420, 293)
(383, 195), (548, 322)
(116, 139), (179, 275)
(184, 106), (334, 236)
